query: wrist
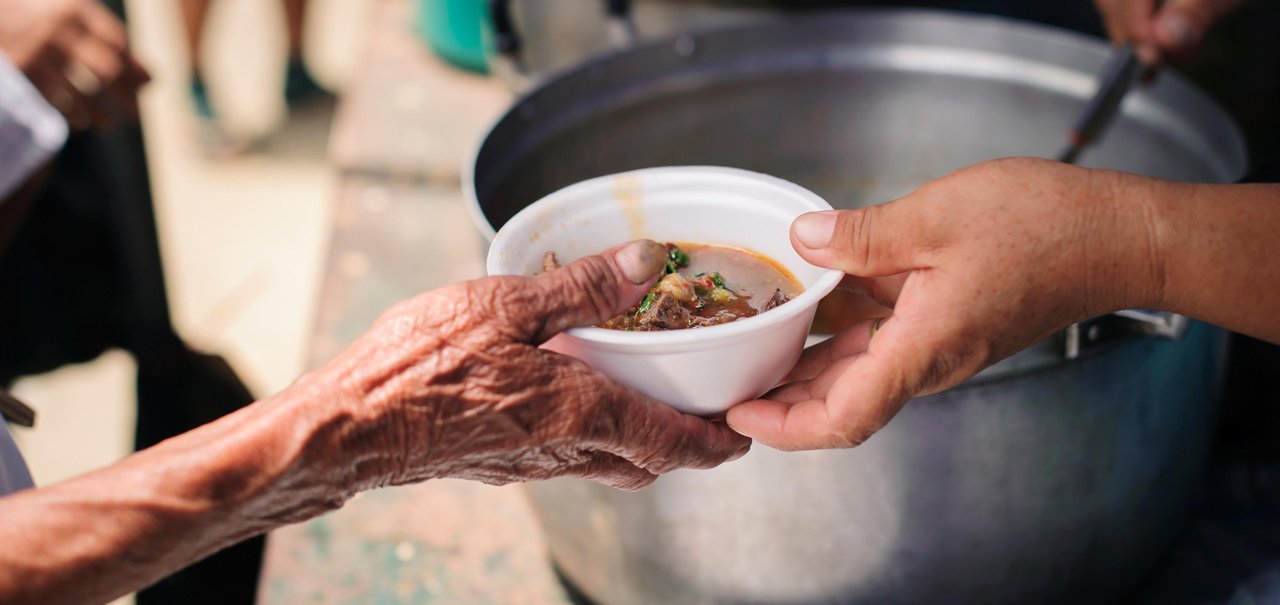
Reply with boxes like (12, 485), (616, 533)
(1083, 168), (1172, 315)
(280, 366), (409, 496)
(305, 333), (456, 490)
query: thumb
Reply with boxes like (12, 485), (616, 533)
(791, 204), (922, 278)
(1153, 0), (1237, 53)
(517, 239), (667, 343)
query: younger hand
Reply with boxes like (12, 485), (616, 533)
(727, 158), (1167, 450)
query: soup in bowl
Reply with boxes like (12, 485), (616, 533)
(486, 167), (843, 416)
(542, 242), (803, 332)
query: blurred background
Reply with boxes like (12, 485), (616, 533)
(10, 0), (369, 489)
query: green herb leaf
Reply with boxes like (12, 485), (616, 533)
(636, 292), (656, 314)
(668, 245), (690, 268)
(711, 272), (726, 288)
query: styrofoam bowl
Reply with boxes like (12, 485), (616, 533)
(486, 166), (844, 415)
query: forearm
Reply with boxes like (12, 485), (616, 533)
(1118, 175), (1280, 342)
(0, 372), (373, 605)
(1156, 181), (1280, 342)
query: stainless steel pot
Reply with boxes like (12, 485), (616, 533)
(464, 10), (1247, 604)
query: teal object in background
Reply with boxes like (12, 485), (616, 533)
(417, 0), (491, 73)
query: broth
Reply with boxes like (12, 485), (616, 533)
(544, 243), (803, 331)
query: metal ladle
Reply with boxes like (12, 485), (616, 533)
(1056, 44), (1144, 164)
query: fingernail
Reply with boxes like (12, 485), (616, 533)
(728, 444), (751, 462)
(1159, 13), (1197, 49)
(615, 240), (668, 285)
(793, 211), (837, 249)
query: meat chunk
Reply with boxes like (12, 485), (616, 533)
(760, 289), (790, 312)
(634, 293), (691, 331)
(655, 273), (696, 303)
(689, 309), (743, 328)
(541, 251), (561, 274)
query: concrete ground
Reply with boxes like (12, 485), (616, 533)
(8, 0), (370, 601)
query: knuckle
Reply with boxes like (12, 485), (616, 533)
(837, 206), (879, 270)
(576, 391), (624, 443)
(828, 398), (890, 449)
(465, 276), (533, 328)
(54, 1), (78, 21)
(636, 431), (691, 474)
(616, 472), (657, 492)
(95, 57), (123, 83)
(557, 256), (621, 320)
(918, 349), (966, 394)
(829, 419), (881, 449)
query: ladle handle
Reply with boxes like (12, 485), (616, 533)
(1057, 44), (1143, 165)
(0, 389), (34, 428)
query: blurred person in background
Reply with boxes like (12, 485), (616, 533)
(180, 0), (333, 154)
(0, 0), (268, 602)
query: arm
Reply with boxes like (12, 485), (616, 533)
(726, 158), (1280, 450)
(0, 380), (347, 605)
(0, 240), (749, 605)
(1152, 180), (1280, 342)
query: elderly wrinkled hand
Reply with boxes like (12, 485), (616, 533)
(727, 158), (1168, 450)
(0, 240), (751, 605)
(1092, 0), (1243, 65)
(312, 239), (750, 492)
(0, 0), (150, 131)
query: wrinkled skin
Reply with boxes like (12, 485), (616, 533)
(728, 157), (1280, 451)
(0, 0), (150, 131)
(0, 240), (748, 605)
(321, 240), (751, 491)
(1092, 0), (1245, 65)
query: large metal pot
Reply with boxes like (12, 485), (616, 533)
(465, 11), (1246, 604)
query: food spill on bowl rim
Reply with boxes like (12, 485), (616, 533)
(526, 199), (574, 248)
(611, 174), (647, 239)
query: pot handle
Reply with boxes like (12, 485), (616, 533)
(1063, 310), (1189, 359)
(488, 0), (638, 89)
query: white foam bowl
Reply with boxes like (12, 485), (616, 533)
(486, 166), (844, 415)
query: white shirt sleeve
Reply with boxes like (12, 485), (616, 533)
(0, 50), (68, 201)
(0, 421), (34, 494)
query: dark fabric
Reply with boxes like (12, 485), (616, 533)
(134, 350), (263, 605)
(1212, 154), (1280, 462)
(0, 134), (265, 605)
